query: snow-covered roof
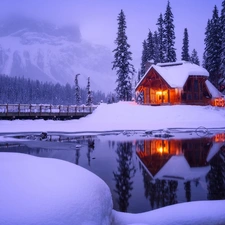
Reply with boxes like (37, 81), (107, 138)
(205, 80), (224, 98)
(154, 155), (210, 181)
(136, 61), (209, 89)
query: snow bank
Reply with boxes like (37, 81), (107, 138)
(0, 153), (113, 225)
(112, 200), (225, 225)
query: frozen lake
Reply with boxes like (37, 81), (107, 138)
(0, 130), (225, 213)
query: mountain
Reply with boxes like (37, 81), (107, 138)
(0, 15), (116, 93)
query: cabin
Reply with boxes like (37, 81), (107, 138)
(135, 61), (225, 107)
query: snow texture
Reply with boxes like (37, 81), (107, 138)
(0, 153), (113, 225)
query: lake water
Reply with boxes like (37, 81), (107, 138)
(1, 131), (225, 213)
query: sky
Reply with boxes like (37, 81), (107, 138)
(0, 0), (223, 69)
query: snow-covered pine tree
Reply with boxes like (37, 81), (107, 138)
(204, 6), (222, 87)
(181, 28), (190, 61)
(220, 0), (225, 78)
(74, 74), (81, 105)
(140, 40), (148, 78)
(153, 31), (160, 64)
(146, 30), (154, 62)
(112, 10), (135, 101)
(156, 13), (165, 63)
(190, 49), (200, 65)
(86, 77), (92, 106)
(203, 19), (212, 71)
(137, 70), (142, 83)
(163, 1), (176, 62)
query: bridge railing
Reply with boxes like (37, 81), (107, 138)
(0, 104), (98, 115)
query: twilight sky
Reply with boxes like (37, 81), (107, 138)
(0, 0), (223, 69)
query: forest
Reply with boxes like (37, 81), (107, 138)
(0, 74), (108, 105)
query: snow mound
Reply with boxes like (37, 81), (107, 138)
(0, 153), (113, 225)
(112, 200), (225, 225)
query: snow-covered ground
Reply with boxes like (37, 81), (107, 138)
(1, 153), (225, 225)
(0, 101), (225, 135)
(1, 102), (225, 225)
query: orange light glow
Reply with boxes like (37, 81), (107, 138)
(214, 98), (225, 107)
(156, 91), (162, 95)
(214, 133), (225, 142)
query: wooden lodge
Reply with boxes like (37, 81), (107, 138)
(135, 61), (225, 107)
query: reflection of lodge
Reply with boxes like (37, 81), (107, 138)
(136, 137), (224, 180)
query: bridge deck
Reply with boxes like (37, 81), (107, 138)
(0, 104), (97, 120)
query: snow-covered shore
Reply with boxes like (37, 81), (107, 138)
(1, 153), (225, 225)
(1, 102), (225, 225)
(0, 102), (225, 134)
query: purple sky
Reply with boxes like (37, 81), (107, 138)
(0, 0), (223, 68)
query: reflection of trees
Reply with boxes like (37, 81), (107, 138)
(184, 181), (191, 202)
(206, 145), (225, 200)
(113, 142), (136, 212)
(142, 169), (178, 209)
(87, 139), (95, 166)
(75, 148), (80, 165)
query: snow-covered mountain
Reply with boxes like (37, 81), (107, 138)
(0, 16), (116, 93)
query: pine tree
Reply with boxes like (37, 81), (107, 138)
(146, 30), (154, 62)
(203, 6), (222, 87)
(86, 77), (92, 106)
(181, 28), (190, 61)
(163, 1), (176, 62)
(203, 19), (212, 70)
(112, 10), (136, 101)
(137, 70), (142, 83)
(156, 13), (165, 63)
(220, 0), (225, 78)
(190, 49), (200, 65)
(140, 40), (148, 77)
(74, 74), (81, 105)
(153, 31), (160, 64)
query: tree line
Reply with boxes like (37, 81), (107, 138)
(0, 74), (107, 105)
(112, 0), (225, 101)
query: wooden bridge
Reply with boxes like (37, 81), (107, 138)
(0, 104), (97, 120)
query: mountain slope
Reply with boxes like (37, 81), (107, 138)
(0, 16), (116, 92)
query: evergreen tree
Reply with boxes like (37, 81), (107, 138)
(181, 28), (190, 61)
(86, 77), (93, 106)
(190, 49), (200, 65)
(140, 40), (148, 77)
(156, 13), (165, 63)
(203, 6), (222, 87)
(153, 31), (160, 64)
(112, 10), (135, 101)
(220, 0), (225, 78)
(208, 6), (222, 87)
(137, 70), (142, 83)
(146, 30), (154, 62)
(203, 19), (212, 70)
(163, 1), (176, 62)
(74, 74), (81, 105)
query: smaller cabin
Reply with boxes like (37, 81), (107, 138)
(135, 61), (225, 106)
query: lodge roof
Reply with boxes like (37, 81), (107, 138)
(136, 61), (209, 90)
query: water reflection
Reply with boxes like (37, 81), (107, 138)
(0, 133), (225, 213)
(206, 145), (225, 200)
(136, 134), (225, 210)
(113, 142), (136, 212)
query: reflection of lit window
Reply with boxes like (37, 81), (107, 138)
(214, 133), (225, 142)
